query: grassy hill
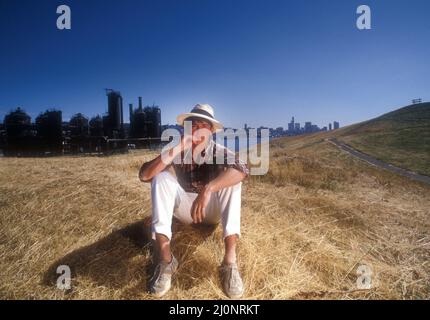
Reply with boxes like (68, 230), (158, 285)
(331, 102), (430, 176)
(1, 132), (429, 299)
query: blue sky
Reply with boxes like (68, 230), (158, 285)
(0, 0), (429, 128)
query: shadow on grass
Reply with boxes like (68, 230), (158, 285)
(42, 217), (218, 295)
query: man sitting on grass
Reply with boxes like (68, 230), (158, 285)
(139, 103), (248, 298)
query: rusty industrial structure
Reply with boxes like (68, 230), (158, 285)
(0, 90), (162, 156)
(129, 96), (161, 148)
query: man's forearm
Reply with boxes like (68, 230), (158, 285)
(204, 168), (246, 193)
(139, 147), (180, 182)
(139, 135), (193, 183)
(138, 155), (165, 182)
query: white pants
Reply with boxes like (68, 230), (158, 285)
(151, 171), (242, 241)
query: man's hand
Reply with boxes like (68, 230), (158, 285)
(191, 187), (212, 224)
(190, 168), (247, 223)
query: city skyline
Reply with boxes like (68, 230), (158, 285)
(1, 0), (429, 129)
(1, 89), (340, 157)
(1, 101), (340, 134)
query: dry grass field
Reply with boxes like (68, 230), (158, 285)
(1, 132), (429, 300)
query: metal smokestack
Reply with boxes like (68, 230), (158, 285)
(129, 103), (133, 122)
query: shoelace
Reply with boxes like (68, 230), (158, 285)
(150, 263), (166, 284)
(150, 255), (175, 284)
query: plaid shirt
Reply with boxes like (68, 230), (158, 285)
(169, 141), (249, 193)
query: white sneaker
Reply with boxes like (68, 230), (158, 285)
(149, 255), (178, 297)
(220, 262), (244, 299)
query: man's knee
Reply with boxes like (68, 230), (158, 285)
(230, 181), (242, 191)
(151, 171), (176, 187)
(151, 171), (178, 224)
(218, 182), (242, 198)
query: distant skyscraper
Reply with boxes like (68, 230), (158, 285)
(288, 117), (295, 133)
(333, 121), (339, 130)
(295, 123), (300, 132)
(329, 123), (332, 131)
(304, 122), (312, 133)
(311, 124), (319, 132)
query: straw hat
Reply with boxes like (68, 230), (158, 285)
(176, 104), (223, 131)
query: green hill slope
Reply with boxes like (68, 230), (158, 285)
(333, 102), (430, 176)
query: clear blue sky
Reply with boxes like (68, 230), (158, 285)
(1, 0), (429, 128)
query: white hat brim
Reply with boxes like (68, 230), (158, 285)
(177, 113), (224, 131)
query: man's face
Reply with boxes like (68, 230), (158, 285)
(191, 119), (213, 145)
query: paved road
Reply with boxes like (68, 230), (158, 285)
(328, 138), (430, 185)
